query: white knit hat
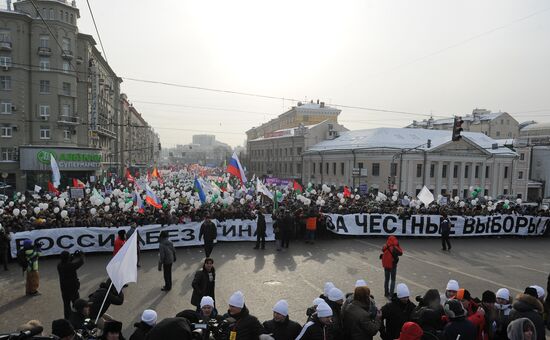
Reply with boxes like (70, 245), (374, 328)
(396, 283), (410, 298)
(316, 302), (332, 317)
(228, 291), (245, 308)
(324, 282), (335, 297)
(272, 300), (289, 316)
(200, 296), (214, 308)
(355, 279), (367, 287)
(530, 285), (545, 299)
(328, 287), (344, 302)
(312, 298), (325, 306)
(141, 309), (157, 326)
(446, 280), (459, 291)
(496, 288), (510, 301)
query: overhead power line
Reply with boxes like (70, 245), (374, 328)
(85, 0), (108, 62)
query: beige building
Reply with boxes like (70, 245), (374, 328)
(407, 109), (520, 140)
(303, 128), (528, 199)
(168, 134), (231, 166)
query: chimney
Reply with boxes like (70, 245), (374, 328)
(320, 102), (325, 108)
(316, 99), (319, 104)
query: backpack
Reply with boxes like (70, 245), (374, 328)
(16, 248), (28, 270)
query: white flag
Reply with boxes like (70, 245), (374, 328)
(34, 185), (42, 193)
(50, 155), (61, 188)
(106, 230), (138, 293)
(256, 178), (273, 200)
(417, 185), (435, 206)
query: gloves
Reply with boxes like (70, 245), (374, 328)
(259, 335), (275, 340)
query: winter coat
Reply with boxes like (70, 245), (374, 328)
(342, 300), (381, 340)
(442, 318), (477, 340)
(440, 218), (450, 236)
(380, 297), (416, 340)
(262, 316), (302, 340)
(57, 255), (84, 300)
(68, 311), (86, 330)
(306, 217), (317, 231)
(494, 303), (513, 340)
(223, 305), (262, 340)
(159, 238), (176, 265)
(509, 294), (545, 340)
(507, 317), (536, 340)
(296, 314), (335, 340)
(381, 236), (402, 269)
(256, 213), (266, 237)
(199, 220), (217, 242)
(88, 283), (124, 320)
(326, 300), (344, 340)
(191, 267), (215, 307)
(129, 322), (154, 340)
(113, 237), (125, 255)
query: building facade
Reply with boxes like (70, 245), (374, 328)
(167, 134), (231, 167)
(303, 128), (528, 199)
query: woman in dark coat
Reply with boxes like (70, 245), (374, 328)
(191, 258), (215, 308)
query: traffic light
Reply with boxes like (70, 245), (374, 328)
(452, 116), (464, 141)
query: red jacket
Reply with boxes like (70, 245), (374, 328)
(113, 237), (125, 255)
(381, 236), (403, 269)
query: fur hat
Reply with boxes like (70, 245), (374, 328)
(323, 282), (335, 297)
(496, 288), (510, 301)
(355, 279), (367, 287)
(141, 309), (158, 326)
(316, 302), (332, 317)
(446, 280), (459, 291)
(200, 296), (214, 308)
(397, 283), (410, 298)
(482, 290), (496, 304)
(228, 291), (245, 308)
(272, 300), (289, 316)
(328, 287), (344, 302)
(444, 299), (466, 319)
(51, 319), (74, 338)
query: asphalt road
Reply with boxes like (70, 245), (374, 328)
(0, 236), (549, 337)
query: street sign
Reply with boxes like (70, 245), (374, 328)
(352, 168), (360, 176)
(359, 184), (368, 195)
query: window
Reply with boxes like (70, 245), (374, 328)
(62, 82), (71, 96)
(496, 131), (500, 137)
(463, 189), (468, 198)
(39, 57), (50, 71)
(0, 56), (11, 68)
(297, 147), (302, 155)
(1, 126), (12, 137)
(1, 147), (16, 161)
(64, 12), (68, 22)
(442, 164), (447, 178)
(0, 29), (10, 42)
(62, 37), (71, 51)
(503, 189), (508, 195)
(475, 165), (479, 178)
(464, 165), (469, 178)
(518, 171), (523, 179)
(0, 101), (11, 114)
(63, 129), (71, 140)
(0, 76), (11, 90)
(70, 13), (74, 24)
(358, 162), (364, 169)
(39, 105), (50, 117)
(284, 163), (287, 172)
(62, 61), (70, 73)
(40, 128), (50, 139)
(49, 8), (54, 19)
(318, 162), (322, 174)
(59, 10), (63, 20)
(430, 164), (435, 178)
(325, 163), (328, 174)
(39, 80), (50, 93)
(484, 189), (488, 196)
(390, 163), (397, 177)
(297, 163), (302, 174)
(416, 164), (422, 177)
(520, 153), (525, 160)
(313, 163), (316, 173)
(40, 35), (49, 48)
(62, 104), (70, 115)
(372, 163), (380, 176)
(453, 165), (458, 178)
(331, 162), (335, 175)
(501, 119), (504, 124)
(340, 163), (345, 176)
(452, 189), (458, 198)
(504, 166), (509, 178)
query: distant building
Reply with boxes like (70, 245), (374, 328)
(303, 127), (527, 199)
(518, 121), (550, 198)
(406, 109), (520, 140)
(169, 135), (231, 166)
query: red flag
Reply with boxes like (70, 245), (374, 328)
(125, 169), (135, 182)
(343, 186), (351, 198)
(151, 168), (160, 178)
(48, 181), (60, 195)
(73, 178), (85, 188)
(293, 180), (303, 194)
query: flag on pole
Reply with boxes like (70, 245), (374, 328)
(293, 180), (303, 194)
(144, 186), (162, 209)
(194, 177), (206, 204)
(50, 154), (61, 188)
(34, 185), (42, 193)
(343, 186), (351, 198)
(417, 185), (435, 206)
(227, 152), (247, 184)
(106, 230), (138, 293)
(48, 181), (60, 195)
(256, 178), (273, 200)
(125, 169), (135, 183)
(133, 190), (144, 213)
(72, 179), (85, 188)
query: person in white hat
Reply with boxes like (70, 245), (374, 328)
(306, 298), (327, 322)
(129, 309), (157, 340)
(379, 283), (416, 340)
(198, 296), (218, 321)
(223, 291), (263, 340)
(326, 287), (345, 339)
(441, 279), (459, 304)
(261, 299), (302, 340)
(296, 302), (334, 340)
(494, 288), (513, 340)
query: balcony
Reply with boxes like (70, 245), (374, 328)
(37, 47), (52, 56)
(97, 125), (118, 139)
(0, 41), (12, 51)
(57, 115), (79, 125)
(61, 50), (73, 60)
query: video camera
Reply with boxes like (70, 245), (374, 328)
(75, 319), (99, 340)
(0, 326), (55, 340)
(190, 318), (234, 340)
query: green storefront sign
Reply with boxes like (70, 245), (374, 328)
(37, 150), (102, 164)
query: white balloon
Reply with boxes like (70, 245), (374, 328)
(118, 202), (125, 209)
(104, 197), (111, 205)
(33, 207), (40, 215)
(240, 198), (246, 205)
(133, 206), (139, 212)
(104, 205), (110, 212)
(13, 208), (20, 216)
(60, 210), (68, 218)
(85, 188), (91, 194)
(459, 201), (466, 207)
(53, 207), (60, 214)
(58, 199), (66, 208)
(516, 198), (522, 205)
(340, 198), (345, 204)
(355, 194), (360, 200)
(0, 201), (3, 207)
(21, 209), (27, 216)
(90, 208), (97, 215)
(43, 203), (49, 210)
(8, 201), (14, 207)
(392, 196), (398, 202)
(504, 199), (510, 205)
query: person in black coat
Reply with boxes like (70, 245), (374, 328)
(57, 250), (85, 319)
(191, 258), (215, 309)
(129, 309), (157, 340)
(199, 216), (217, 257)
(281, 211), (293, 249)
(380, 283), (416, 340)
(222, 291), (263, 340)
(262, 300), (302, 340)
(440, 212), (451, 251)
(69, 298), (91, 330)
(254, 210), (266, 250)
(296, 302), (334, 340)
(88, 279), (125, 321)
(442, 300), (477, 340)
(509, 289), (546, 340)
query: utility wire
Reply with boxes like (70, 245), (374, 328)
(85, 0), (108, 63)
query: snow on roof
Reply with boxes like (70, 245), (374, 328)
(409, 112), (505, 127)
(520, 122), (550, 131)
(307, 127), (516, 155)
(295, 102), (337, 110)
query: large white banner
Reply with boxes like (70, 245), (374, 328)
(324, 214), (550, 237)
(10, 217), (274, 257)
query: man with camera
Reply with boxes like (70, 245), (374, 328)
(58, 250), (85, 319)
(221, 291), (263, 340)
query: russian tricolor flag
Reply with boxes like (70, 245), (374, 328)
(227, 152), (247, 184)
(145, 186), (162, 209)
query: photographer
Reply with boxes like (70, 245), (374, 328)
(70, 298), (92, 330)
(261, 300), (302, 340)
(221, 291), (263, 340)
(58, 250), (85, 319)
(177, 296), (224, 340)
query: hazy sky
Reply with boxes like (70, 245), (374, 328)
(75, 0), (550, 147)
